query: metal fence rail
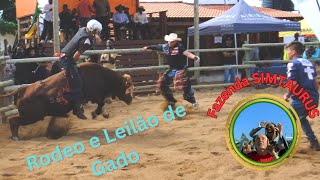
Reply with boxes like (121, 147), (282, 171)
(0, 41), (319, 121)
(243, 58), (320, 64)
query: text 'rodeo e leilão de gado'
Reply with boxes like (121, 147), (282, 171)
(207, 72), (319, 119)
(25, 105), (187, 176)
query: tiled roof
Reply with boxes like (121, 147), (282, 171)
(140, 2), (302, 19)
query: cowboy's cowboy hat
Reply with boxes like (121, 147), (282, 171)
(138, 6), (145, 11)
(115, 4), (124, 11)
(164, 33), (182, 42)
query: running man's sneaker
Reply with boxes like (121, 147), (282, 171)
(192, 103), (199, 110)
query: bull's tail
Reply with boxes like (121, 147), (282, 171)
(0, 87), (27, 98)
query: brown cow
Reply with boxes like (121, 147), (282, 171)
(0, 62), (134, 140)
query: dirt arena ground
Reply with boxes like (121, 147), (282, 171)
(0, 87), (320, 180)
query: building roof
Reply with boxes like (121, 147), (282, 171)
(140, 2), (302, 19)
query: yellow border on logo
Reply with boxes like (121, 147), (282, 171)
(225, 94), (302, 171)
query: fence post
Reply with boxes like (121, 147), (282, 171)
(242, 43), (252, 78)
(156, 52), (164, 94)
(0, 56), (7, 123)
(158, 52), (164, 66)
(53, 0), (60, 53)
(17, 19), (21, 41)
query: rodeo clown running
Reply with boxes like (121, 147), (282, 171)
(55, 19), (102, 120)
(143, 33), (200, 109)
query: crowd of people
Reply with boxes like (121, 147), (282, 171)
(240, 122), (288, 163)
(39, 0), (151, 43)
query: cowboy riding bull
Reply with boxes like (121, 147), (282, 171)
(0, 19), (134, 140)
(0, 62), (134, 141)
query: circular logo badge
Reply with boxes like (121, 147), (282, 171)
(225, 94), (302, 170)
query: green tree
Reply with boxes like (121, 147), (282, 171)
(0, 20), (16, 35)
(0, 0), (16, 23)
(240, 133), (249, 143)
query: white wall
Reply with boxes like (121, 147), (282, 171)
(0, 34), (16, 54)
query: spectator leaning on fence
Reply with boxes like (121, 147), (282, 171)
(248, 38), (260, 62)
(222, 36), (237, 84)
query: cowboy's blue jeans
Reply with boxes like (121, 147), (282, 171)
(224, 65), (236, 83)
(60, 56), (83, 104)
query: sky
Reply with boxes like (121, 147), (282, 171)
(233, 102), (294, 141)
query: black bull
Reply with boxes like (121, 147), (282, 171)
(0, 62), (134, 140)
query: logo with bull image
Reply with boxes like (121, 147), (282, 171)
(0, 63), (134, 141)
(225, 94), (302, 170)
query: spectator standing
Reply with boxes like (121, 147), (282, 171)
(222, 36), (236, 83)
(40, 0), (53, 43)
(77, 0), (95, 27)
(93, 0), (111, 40)
(133, 6), (150, 40)
(59, 4), (73, 42)
(71, 9), (80, 35)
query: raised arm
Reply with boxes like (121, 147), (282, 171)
(143, 44), (163, 51)
(183, 50), (199, 61)
(249, 127), (263, 138)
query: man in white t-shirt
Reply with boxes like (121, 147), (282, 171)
(40, 0), (53, 43)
